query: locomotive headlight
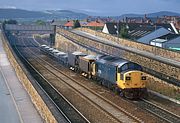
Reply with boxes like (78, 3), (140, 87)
(126, 76), (131, 80)
(141, 76), (146, 80)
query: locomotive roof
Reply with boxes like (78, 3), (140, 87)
(56, 51), (66, 55)
(71, 51), (87, 56)
(41, 44), (47, 47)
(96, 54), (108, 60)
(48, 48), (54, 51)
(61, 54), (68, 58)
(44, 46), (49, 49)
(97, 56), (130, 67)
(52, 49), (59, 53)
(81, 55), (97, 60)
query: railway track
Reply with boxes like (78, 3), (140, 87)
(11, 35), (180, 123)
(135, 99), (180, 123)
(33, 36), (180, 123)
(12, 36), (90, 123)
(26, 36), (180, 123)
(16, 36), (143, 123)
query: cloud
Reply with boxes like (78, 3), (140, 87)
(0, 0), (179, 16)
(0, 5), (17, 9)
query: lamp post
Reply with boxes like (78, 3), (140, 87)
(117, 20), (119, 42)
(95, 18), (97, 36)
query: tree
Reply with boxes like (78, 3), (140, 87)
(119, 25), (129, 39)
(4, 19), (18, 24)
(35, 20), (46, 25)
(73, 20), (81, 28)
(2, 19), (18, 30)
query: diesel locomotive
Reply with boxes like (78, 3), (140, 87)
(40, 45), (147, 99)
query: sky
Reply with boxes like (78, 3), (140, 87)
(0, 0), (180, 16)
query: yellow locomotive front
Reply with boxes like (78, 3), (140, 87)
(116, 63), (147, 99)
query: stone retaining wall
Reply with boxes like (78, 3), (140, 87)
(77, 28), (180, 62)
(55, 34), (97, 55)
(0, 32), (57, 123)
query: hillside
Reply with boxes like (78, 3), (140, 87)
(0, 8), (88, 20)
(118, 11), (180, 19)
(0, 8), (47, 19)
(0, 8), (179, 20)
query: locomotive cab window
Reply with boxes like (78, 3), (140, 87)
(118, 63), (142, 72)
(130, 63), (142, 70)
(119, 64), (128, 72)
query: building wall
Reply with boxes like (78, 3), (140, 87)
(138, 27), (170, 44)
(102, 24), (109, 34)
(164, 36), (180, 48)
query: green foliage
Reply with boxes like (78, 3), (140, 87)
(2, 19), (18, 30)
(119, 25), (129, 39)
(88, 26), (103, 31)
(73, 20), (81, 28)
(35, 20), (46, 25)
(3, 19), (18, 24)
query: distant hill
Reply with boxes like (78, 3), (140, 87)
(0, 8), (88, 20)
(147, 11), (180, 17)
(45, 10), (88, 19)
(0, 8), (47, 19)
(0, 8), (179, 21)
(117, 11), (180, 19)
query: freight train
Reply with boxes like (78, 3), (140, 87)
(40, 45), (147, 99)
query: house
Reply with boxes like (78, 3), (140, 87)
(63, 20), (104, 30)
(85, 21), (104, 31)
(80, 21), (88, 27)
(174, 19), (180, 33)
(64, 21), (74, 29)
(102, 22), (179, 42)
(137, 27), (173, 44)
(128, 26), (157, 40)
(102, 22), (118, 35)
(149, 34), (180, 49)
(157, 23), (179, 34)
(102, 22), (158, 39)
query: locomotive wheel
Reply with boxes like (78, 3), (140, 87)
(113, 87), (120, 95)
(124, 91), (133, 99)
(119, 91), (124, 97)
(88, 74), (92, 79)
